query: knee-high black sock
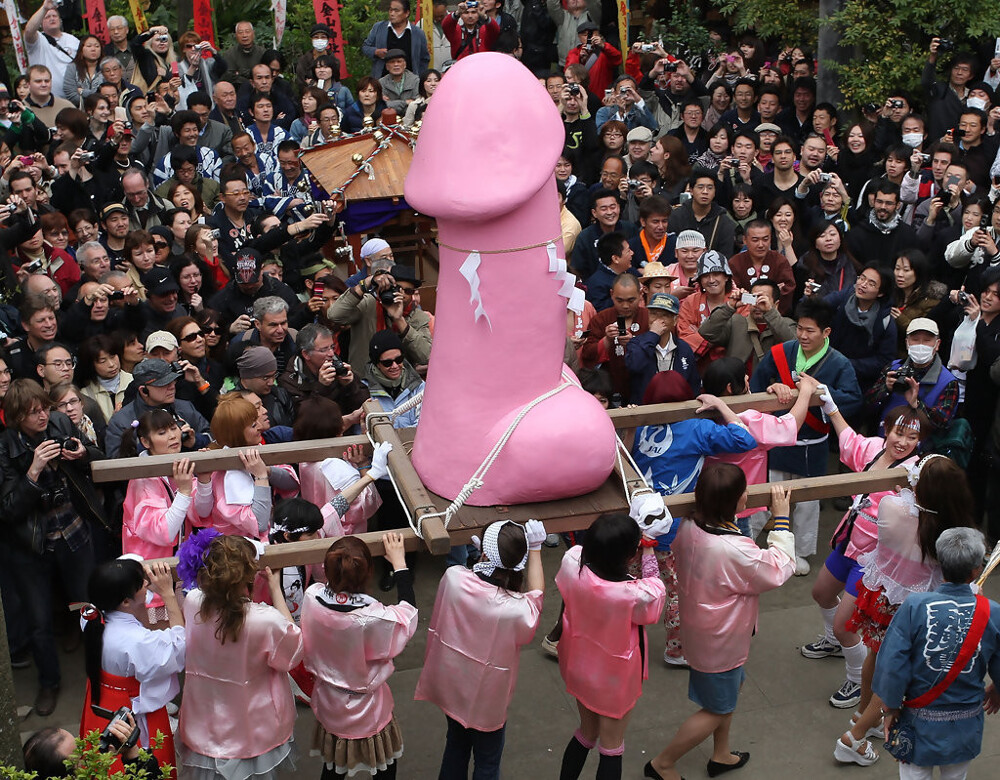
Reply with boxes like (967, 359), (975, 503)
(559, 731), (594, 780)
(595, 752), (622, 780)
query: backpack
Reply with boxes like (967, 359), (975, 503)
(926, 417), (974, 470)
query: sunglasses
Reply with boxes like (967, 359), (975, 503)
(152, 240), (169, 249)
(180, 330), (206, 343)
(201, 325), (223, 334)
(378, 356), (405, 368)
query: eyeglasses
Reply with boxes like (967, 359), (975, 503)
(224, 189), (250, 197)
(180, 331), (205, 343)
(56, 397), (82, 411)
(26, 406), (49, 417)
(44, 229), (69, 237)
(45, 357), (77, 369)
(378, 356), (405, 368)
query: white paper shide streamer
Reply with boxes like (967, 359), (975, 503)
(459, 250), (491, 328)
(547, 242), (584, 314)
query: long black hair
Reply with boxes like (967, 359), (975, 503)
(581, 512), (640, 582)
(84, 558), (146, 706)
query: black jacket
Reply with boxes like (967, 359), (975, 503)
(0, 411), (107, 555)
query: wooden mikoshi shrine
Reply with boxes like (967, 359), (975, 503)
(90, 390), (908, 570)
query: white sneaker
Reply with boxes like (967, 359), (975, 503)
(794, 556), (811, 576)
(830, 679), (862, 709)
(800, 636), (844, 659)
(833, 733), (879, 766)
(663, 651), (689, 667)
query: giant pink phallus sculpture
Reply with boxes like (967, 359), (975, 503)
(404, 53), (617, 506)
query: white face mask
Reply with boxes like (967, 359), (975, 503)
(901, 132), (924, 148)
(312, 38), (329, 51)
(907, 343), (935, 365)
(967, 97), (988, 111)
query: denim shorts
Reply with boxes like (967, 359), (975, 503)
(688, 666), (745, 715)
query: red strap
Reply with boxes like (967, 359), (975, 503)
(770, 344), (828, 434)
(907, 595), (990, 709)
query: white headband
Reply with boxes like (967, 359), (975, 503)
(472, 521), (528, 578)
(907, 453), (947, 487)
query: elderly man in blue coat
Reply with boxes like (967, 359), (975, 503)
(873, 526), (1000, 780)
(362, 0), (430, 77)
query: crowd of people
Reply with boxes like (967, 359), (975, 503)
(5, 1), (1000, 779)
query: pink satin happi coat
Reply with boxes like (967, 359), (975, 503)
(193, 466), (299, 539)
(833, 427), (918, 561)
(705, 409), (799, 516)
(555, 546), (665, 719)
(122, 477), (199, 560)
(414, 566), (543, 731)
(178, 589), (303, 759)
(672, 520), (795, 674)
(298, 461), (382, 537)
(301, 583), (418, 740)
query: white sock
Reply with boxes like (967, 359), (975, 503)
(842, 640), (868, 685)
(820, 602), (840, 645)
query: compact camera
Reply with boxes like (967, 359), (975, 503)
(891, 363), (916, 390)
(110, 290), (125, 300)
(819, 172), (832, 183)
(663, 61), (678, 73)
(79, 151), (95, 163)
(937, 37), (955, 53)
(889, 99), (904, 109)
(156, 34), (170, 43)
(627, 178), (643, 190)
(567, 84), (581, 97)
(640, 43), (655, 52)
(958, 290), (971, 305)
(327, 354), (349, 377)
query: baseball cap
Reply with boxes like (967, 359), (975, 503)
(100, 202), (127, 220)
(145, 330), (179, 353)
(310, 23), (332, 37)
(133, 358), (182, 387)
(640, 262), (676, 282)
(648, 293), (680, 314)
(143, 267), (179, 296)
(906, 317), (939, 337)
(390, 264), (422, 287)
(626, 127), (653, 143)
(234, 248), (263, 285)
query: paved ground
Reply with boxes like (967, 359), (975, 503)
(13, 503), (1000, 779)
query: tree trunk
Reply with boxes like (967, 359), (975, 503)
(817, 0), (844, 105)
(176, 0), (193, 38)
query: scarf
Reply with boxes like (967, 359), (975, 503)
(640, 230), (666, 264)
(795, 337), (829, 373)
(868, 209), (902, 235)
(843, 291), (877, 346)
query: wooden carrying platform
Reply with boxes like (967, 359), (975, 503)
(300, 130), (412, 202)
(92, 390), (912, 569)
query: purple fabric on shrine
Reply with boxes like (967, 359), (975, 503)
(341, 198), (412, 233)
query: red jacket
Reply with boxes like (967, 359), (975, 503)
(442, 13), (500, 60)
(16, 245), (80, 295)
(566, 43), (623, 97)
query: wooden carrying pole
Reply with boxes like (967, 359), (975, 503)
(147, 468), (909, 570)
(91, 390), (822, 482)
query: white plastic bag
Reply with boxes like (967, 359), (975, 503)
(949, 314), (979, 371)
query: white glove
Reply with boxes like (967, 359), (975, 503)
(523, 519), (547, 551)
(630, 493), (673, 538)
(816, 383), (838, 416)
(368, 441), (393, 480)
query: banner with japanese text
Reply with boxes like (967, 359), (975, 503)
(192, 0), (216, 49)
(419, 0), (433, 67)
(617, 0), (629, 59)
(86, 0), (109, 44)
(127, 0), (148, 34)
(4, 0), (27, 73)
(272, 0), (287, 48)
(312, 0), (349, 78)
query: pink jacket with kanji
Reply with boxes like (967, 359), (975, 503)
(301, 583), (417, 739)
(673, 519), (795, 673)
(178, 589), (303, 759)
(414, 566), (543, 731)
(555, 545), (665, 718)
